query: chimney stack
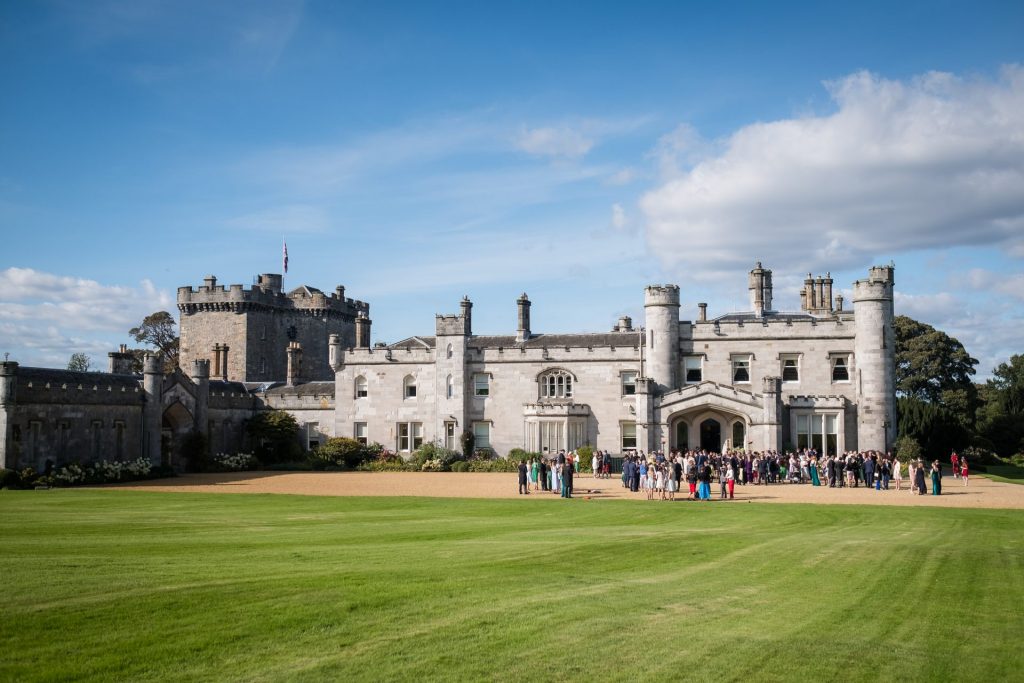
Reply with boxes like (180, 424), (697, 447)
(460, 296), (473, 336)
(516, 293), (531, 343)
(698, 303), (708, 322)
(286, 342), (303, 386)
(355, 312), (371, 348)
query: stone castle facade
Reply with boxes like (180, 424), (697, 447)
(0, 263), (896, 472)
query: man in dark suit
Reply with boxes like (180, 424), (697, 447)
(561, 460), (573, 498)
(518, 460), (529, 495)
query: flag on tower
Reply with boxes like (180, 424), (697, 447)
(283, 241), (289, 274)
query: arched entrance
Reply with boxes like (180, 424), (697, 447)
(700, 418), (721, 453)
(162, 401), (194, 470)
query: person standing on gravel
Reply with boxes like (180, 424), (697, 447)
(518, 460), (529, 495)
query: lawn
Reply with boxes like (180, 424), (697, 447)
(1, 491), (1022, 682)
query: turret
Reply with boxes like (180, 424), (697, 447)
(256, 273), (282, 293)
(142, 354), (163, 466)
(329, 334), (341, 370)
(516, 293), (531, 343)
(191, 359), (210, 444)
(853, 264), (896, 452)
(643, 284), (680, 393)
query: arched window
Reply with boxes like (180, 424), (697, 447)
(446, 374), (454, 399)
(403, 375), (417, 399)
(446, 343), (453, 359)
(732, 421), (745, 450)
(538, 369), (574, 399)
(355, 375), (367, 398)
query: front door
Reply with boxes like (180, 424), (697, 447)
(700, 419), (721, 453)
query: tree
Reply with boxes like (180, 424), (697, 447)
(129, 311), (179, 372)
(66, 353), (91, 372)
(975, 354), (1024, 457)
(894, 315), (978, 429)
(246, 411), (301, 464)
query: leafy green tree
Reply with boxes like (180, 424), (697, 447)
(312, 438), (369, 469)
(897, 396), (968, 457)
(66, 353), (91, 372)
(894, 315), (978, 429)
(975, 355), (1024, 457)
(246, 411), (301, 464)
(129, 311), (180, 372)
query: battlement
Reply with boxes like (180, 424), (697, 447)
(435, 313), (469, 336)
(177, 274), (369, 317)
(644, 284), (681, 307)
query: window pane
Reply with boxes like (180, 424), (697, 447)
(622, 423), (637, 449)
(473, 423), (490, 448)
(622, 372), (636, 395)
(832, 358), (849, 382)
(475, 374), (489, 396)
(783, 359), (799, 382)
(733, 358), (750, 383)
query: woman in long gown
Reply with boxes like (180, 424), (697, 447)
(930, 460), (942, 495)
(914, 459), (927, 495)
(809, 456), (821, 486)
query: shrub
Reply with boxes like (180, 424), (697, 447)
(460, 430), (475, 459)
(208, 452), (258, 472)
(450, 461), (469, 472)
(313, 438), (369, 469)
(575, 445), (594, 472)
(507, 448), (541, 461)
(247, 411), (302, 464)
(466, 454), (519, 473)
(412, 442), (462, 470)
(895, 435), (921, 462)
(0, 468), (22, 489)
(52, 458), (155, 486)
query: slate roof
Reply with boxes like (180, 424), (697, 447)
(17, 367), (141, 389)
(469, 332), (641, 350)
(262, 381), (336, 397)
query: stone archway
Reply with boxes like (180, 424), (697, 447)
(699, 418), (722, 452)
(161, 401), (194, 469)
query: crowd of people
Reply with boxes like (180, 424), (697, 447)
(517, 447), (969, 500)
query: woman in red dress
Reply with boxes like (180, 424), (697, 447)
(960, 457), (969, 486)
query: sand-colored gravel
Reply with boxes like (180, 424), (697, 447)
(113, 471), (1024, 509)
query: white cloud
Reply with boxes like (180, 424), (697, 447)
(965, 268), (1024, 301)
(515, 126), (595, 159)
(611, 203), (628, 230)
(0, 268), (172, 367)
(606, 167), (639, 185)
(641, 66), (1024, 276)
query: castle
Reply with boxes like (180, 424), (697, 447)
(0, 263), (896, 471)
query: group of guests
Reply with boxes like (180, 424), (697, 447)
(519, 447), (969, 500)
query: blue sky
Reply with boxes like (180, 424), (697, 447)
(1, 0), (1022, 378)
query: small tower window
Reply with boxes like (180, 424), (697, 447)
(446, 374), (454, 399)
(404, 375), (417, 399)
(355, 375), (368, 398)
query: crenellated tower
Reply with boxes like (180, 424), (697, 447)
(643, 285), (680, 394)
(177, 273), (369, 383)
(853, 264), (896, 452)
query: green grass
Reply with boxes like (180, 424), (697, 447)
(980, 465), (1024, 485)
(1, 491), (1022, 682)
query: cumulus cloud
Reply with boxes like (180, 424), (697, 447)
(516, 126), (595, 159)
(965, 268), (1024, 301)
(0, 268), (172, 367)
(641, 66), (1024, 276)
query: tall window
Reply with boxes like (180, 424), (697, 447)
(355, 375), (368, 398)
(732, 356), (751, 383)
(621, 422), (637, 450)
(397, 422), (423, 451)
(474, 373), (490, 397)
(404, 375), (417, 399)
(446, 374), (454, 399)
(306, 422), (321, 450)
(621, 371), (637, 396)
(444, 421), (456, 450)
(831, 355), (850, 382)
(539, 369), (573, 399)
(473, 422), (491, 449)
(354, 422), (367, 445)
(732, 421), (745, 450)
(446, 343), (453, 359)
(796, 414), (839, 456)
(781, 355), (800, 382)
(684, 356), (702, 383)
